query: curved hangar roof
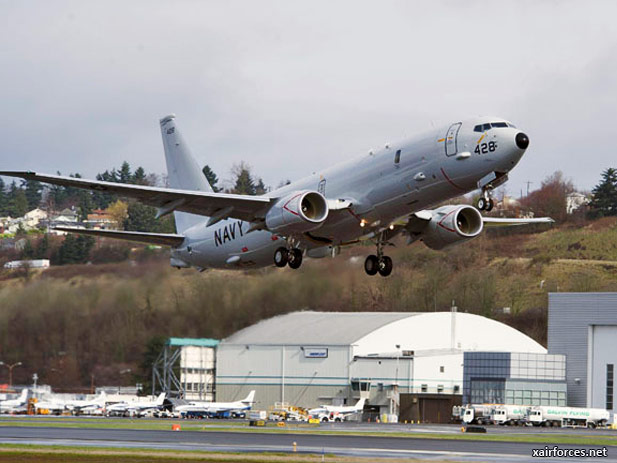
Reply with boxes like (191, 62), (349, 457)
(222, 311), (546, 355)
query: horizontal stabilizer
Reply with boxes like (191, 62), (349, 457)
(54, 227), (185, 247)
(482, 217), (554, 227)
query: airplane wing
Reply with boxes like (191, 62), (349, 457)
(0, 171), (273, 222)
(54, 227), (185, 247)
(482, 217), (555, 227)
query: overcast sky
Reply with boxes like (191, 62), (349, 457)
(1, 1), (616, 196)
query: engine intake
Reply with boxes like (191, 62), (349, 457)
(421, 205), (484, 250)
(265, 190), (329, 234)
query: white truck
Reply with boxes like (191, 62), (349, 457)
(528, 406), (610, 428)
(462, 404), (496, 425)
(492, 405), (529, 426)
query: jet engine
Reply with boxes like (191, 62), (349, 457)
(265, 190), (329, 234)
(420, 205), (484, 250)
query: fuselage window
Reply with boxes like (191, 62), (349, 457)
(394, 149), (401, 165)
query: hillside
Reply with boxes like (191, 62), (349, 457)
(1, 218), (617, 390)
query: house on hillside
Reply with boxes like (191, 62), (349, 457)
(566, 192), (589, 215)
(23, 208), (48, 229)
(86, 209), (117, 230)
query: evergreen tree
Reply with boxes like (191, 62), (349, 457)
(124, 202), (157, 232)
(202, 165), (220, 192)
(133, 166), (147, 185)
(55, 234), (94, 265)
(119, 161), (132, 183)
(49, 172), (69, 211)
(0, 177), (7, 215)
(589, 168), (617, 218)
(231, 162), (256, 195)
(21, 239), (34, 259)
(8, 182), (28, 217)
(23, 179), (43, 210)
(255, 178), (267, 195)
(35, 234), (49, 259)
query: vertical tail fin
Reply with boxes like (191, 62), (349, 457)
(156, 392), (166, 405)
(354, 398), (366, 410)
(242, 390), (256, 405)
(160, 114), (212, 233)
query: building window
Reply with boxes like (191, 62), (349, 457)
(437, 385), (444, 393)
(453, 385), (460, 394)
(440, 366), (445, 373)
(607, 364), (614, 410)
(421, 384), (428, 393)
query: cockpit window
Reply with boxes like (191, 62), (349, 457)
(475, 122), (510, 132)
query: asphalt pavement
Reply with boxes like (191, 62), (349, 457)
(0, 425), (616, 462)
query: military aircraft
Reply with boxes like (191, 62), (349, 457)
(1, 115), (550, 276)
(175, 390), (255, 417)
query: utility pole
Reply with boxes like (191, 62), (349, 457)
(525, 181), (533, 197)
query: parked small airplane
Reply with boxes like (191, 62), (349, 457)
(65, 391), (106, 414)
(107, 392), (166, 417)
(309, 398), (366, 421)
(1, 115), (551, 276)
(175, 390), (255, 416)
(34, 397), (66, 414)
(0, 389), (29, 412)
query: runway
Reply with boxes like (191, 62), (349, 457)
(0, 426), (616, 462)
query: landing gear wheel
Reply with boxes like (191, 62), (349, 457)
(274, 247), (288, 267)
(364, 255), (379, 276)
(288, 248), (303, 269)
(477, 197), (487, 211)
(485, 198), (494, 212)
(378, 256), (393, 277)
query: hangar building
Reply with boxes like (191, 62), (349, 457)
(548, 292), (617, 414)
(215, 311), (546, 420)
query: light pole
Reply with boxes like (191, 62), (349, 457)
(0, 362), (23, 388)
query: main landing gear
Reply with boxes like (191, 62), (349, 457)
(364, 234), (393, 277)
(274, 247), (303, 270)
(477, 188), (494, 212)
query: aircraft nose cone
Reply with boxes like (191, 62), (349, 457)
(515, 132), (529, 150)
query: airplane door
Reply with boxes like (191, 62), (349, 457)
(445, 122), (462, 156)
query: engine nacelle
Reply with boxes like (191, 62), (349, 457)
(265, 190), (329, 234)
(421, 205), (484, 250)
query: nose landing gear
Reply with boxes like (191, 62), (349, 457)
(274, 246), (303, 269)
(364, 234), (393, 277)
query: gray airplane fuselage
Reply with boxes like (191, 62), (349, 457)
(173, 116), (527, 270)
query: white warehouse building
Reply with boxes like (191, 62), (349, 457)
(215, 311), (545, 421)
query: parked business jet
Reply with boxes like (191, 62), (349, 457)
(1, 115), (550, 276)
(0, 388), (29, 413)
(66, 391), (106, 414)
(309, 397), (366, 421)
(107, 392), (166, 416)
(175, 390), (255, 416)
